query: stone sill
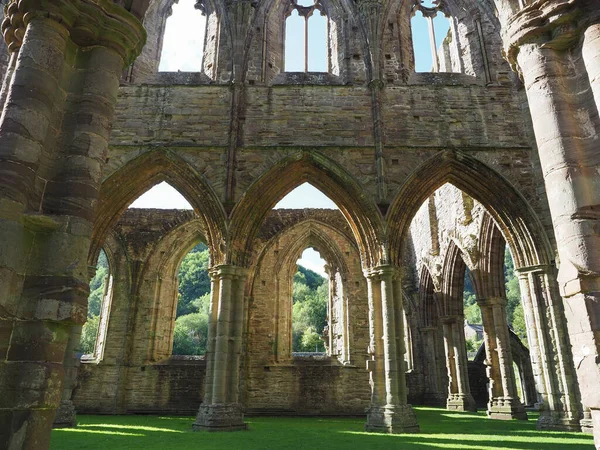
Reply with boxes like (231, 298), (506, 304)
(408, 72), (483, 86)
(140, 71), (213, 86)
(271, 72), (344, 86)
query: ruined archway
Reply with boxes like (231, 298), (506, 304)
(230, 151), (385, 269)
(91, 150), (228, 267)
(387, 150), (553, 269)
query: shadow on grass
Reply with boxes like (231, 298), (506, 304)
(51, 407), (594, 450)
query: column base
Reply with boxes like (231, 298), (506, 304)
(535, 412), (581, 432)
(423, 392), (447, 407)
(53, 400), (77, 428)
(365, 404), (420, 433)
(487, 398), (527, 420)
(590, 408), (600, 448)
(447, 394), (477, 412)
(193, 403), (248, 431)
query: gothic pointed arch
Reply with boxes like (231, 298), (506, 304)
(440, 239), (468, 316)
(470, 212), (507, 300)
(277, 222), (351, 275)
(90, 150), (227, 266)
(230, 151), (385, 268)
(419, 264), (441, 327)
(387, 150), (553, 270)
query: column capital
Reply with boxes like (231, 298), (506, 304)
(440, 314), (463, 325)
(209, 264), (248, 280)
(475, 297), (505, 307)
(363, 264), (400, 280)
(2, 0), (146, 64)
(502, 0), (599, 75)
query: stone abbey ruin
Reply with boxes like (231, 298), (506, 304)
(0, 0), (599, 447)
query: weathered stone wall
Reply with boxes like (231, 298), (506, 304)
(75, 208), (373, 415)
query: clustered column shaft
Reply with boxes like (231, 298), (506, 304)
(364, 266), (419, 433)
(0, 2), (144, 447)
(478, 298), (527, 420)
(194, 265), (249, 431)
(442, 316), (476, 412)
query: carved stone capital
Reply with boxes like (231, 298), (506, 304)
(503, 0), (599, 75)
(2, 0), (146, 64)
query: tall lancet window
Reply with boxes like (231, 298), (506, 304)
(159, 0), (207, 72)
(411, 0), (454, 73)
(285, 0), (328, 72)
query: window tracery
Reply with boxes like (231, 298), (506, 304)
(284, 0), (328, 72)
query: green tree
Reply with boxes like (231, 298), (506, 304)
(177, 243), (210, 316)
(79, 315), (100, 355)
(504, 246), (528, 347)
(87, 250), (108, 317)
(292, 268), (328, 352)
(172, 313), (209, 355)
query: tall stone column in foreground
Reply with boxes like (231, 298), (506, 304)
(0, 1), (145, 448)
(364, 266), (419, 433)
(194, 265), (249, 431)
(501, 0), (600, 444)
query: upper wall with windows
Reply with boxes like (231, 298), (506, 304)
(124, 0), (513, 86)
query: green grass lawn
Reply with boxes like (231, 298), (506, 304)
(51, 407), (594, 449)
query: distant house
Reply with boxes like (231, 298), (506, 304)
(464, 321), (484, 341)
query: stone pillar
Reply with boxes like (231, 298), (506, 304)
(0, 1), (144, 448)
(364, 266), (419, 434)
(53, 325), (82, 428)
(420, 326), (447, 406)
(478, 298), (527, 420)
(442, 316), (477, 412)
(517, 268), (582, 430)
(194, 265), (249, 431)
(502, 0), (599, 438)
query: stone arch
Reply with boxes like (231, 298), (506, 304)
(470, 212), (507, 300)
(440, 239), (468, 316)
(90, 150), (227, 267)
(419, 265), (441, 327)
(139, 217), (209, 361)
(230, 151), (385, 268)
(387, 150), (553, 270)
(248, 216), (359, 362)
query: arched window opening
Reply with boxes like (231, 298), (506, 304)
(463, 266), (482, 361)
(273, 182), (338, 209)
(403, 309), (414, 371)
(158, 0), (207, 72)
(411, 1), (457, 73)
(292, 248), (329, 353)
(79, 249), (113, 361)
(129, 181), (194, 210)
(284, 0), (329, 73)
(504, 245), (528, 347)
(172, 242), (211, 356)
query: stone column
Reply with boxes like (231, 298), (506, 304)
(194, 265), (249, 431)
(502, 0), (599, 439)
(53, 325), (82, 428)
(364, 266), (419, 434)
(478, 298), (527, 420)
(420, 326), (447, 406)
(442, 316), (477, 412)
(0, 1), (144, 448)
(517, 267), (582, 430)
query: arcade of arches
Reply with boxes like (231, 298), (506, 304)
(0, 0), (599, 448)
